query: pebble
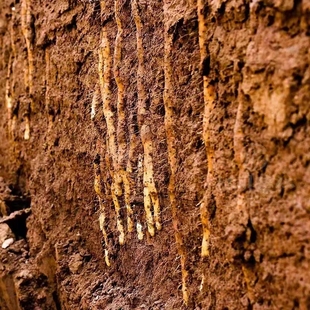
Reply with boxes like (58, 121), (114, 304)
(2, 238), (14, 249)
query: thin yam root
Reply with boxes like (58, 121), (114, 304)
(98, 14), (125, 245)
(197, 0), (215, 258)
(132, 0), (161, 237)
(163, 20), (189, 304)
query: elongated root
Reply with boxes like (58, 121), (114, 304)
(132, 0), (161, 237)
(163, 22), (188, 304)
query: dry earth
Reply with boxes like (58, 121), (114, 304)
(0, 0), (310, 309)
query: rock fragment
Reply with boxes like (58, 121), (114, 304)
(2, 237), (14, 249)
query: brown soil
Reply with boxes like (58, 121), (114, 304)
(0, 0), (310, 309)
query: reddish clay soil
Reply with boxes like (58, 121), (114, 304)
(0, 0), (310, 309)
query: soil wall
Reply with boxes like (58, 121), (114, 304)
(0, 0), (310, 309)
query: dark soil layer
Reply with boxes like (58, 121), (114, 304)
(0, 0), (310, 309)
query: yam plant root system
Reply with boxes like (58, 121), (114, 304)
(0, 0), (310, 309)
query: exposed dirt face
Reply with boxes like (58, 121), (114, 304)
(0, 0), (310, 309)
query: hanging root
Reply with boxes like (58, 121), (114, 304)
(132, 0), (161, 236)
(98, 5), (125, 245)
(141, 125), (162, 233)
(114, 0), (134, 234)
(163, 22), (189, 304)
(21, 0), (34, 94)
(98, 197), (111, 267)
(90, 84), (100, 120)
(21, 0), (34, 140)
(94, 154), (111, 267)
(197, 0), (216, 258)
(127, 135), (142, 239)
(6, 10), (18, 139)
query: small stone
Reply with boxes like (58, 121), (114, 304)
(2, 238), (15, 249)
